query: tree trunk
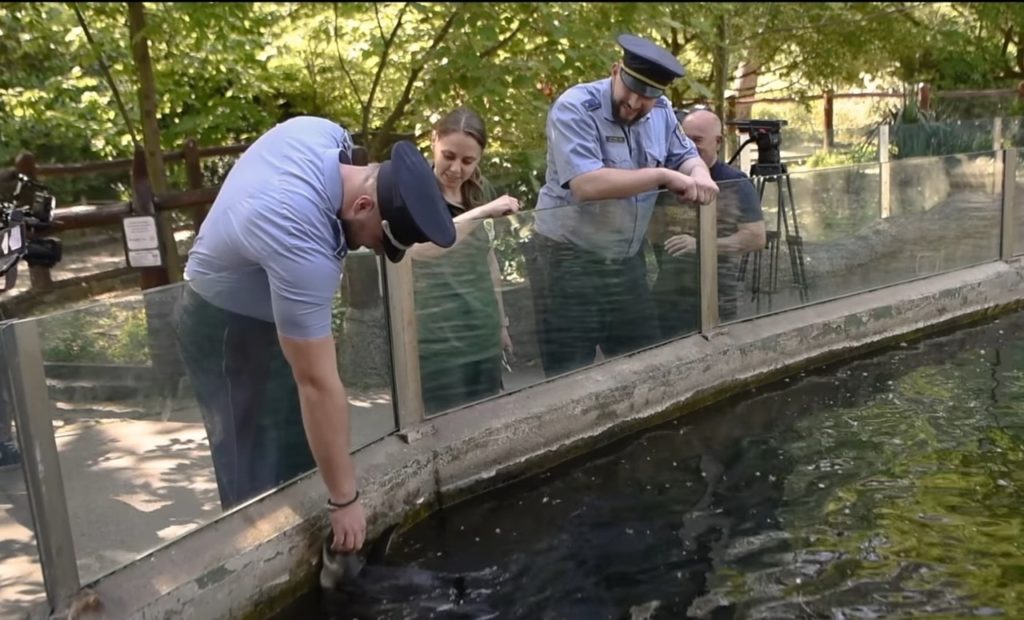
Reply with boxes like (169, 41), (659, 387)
(128, 2), (181, 282)
(713, 14), (730, 162)
(732, 58), (761, 120)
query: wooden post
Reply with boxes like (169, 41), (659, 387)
(130, 146), (171, 290)
(724, 95), (738, 162)
(1001, 148), (1017, 261)
(183, 138), (206, 233)
(13, 151), (54, 290)
(879, 124), (891, 219)
(129, 145), (183, 383)
(918, 82), (931, 112)
(822, 90), (835, 152)
(698, 199), (719, 336)
(993, 117), (1003, 195)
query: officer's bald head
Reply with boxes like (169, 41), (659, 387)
(682, 109), (722, 168)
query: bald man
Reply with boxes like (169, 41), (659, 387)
(651, 108), (766, 339)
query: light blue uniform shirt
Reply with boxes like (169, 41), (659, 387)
(534, 77), (700, 259)
(184, 116), (352, 340)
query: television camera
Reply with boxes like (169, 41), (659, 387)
(721, 119), (807, 305)
(726, 119), (788, 176)
(0, 171), (62, 293)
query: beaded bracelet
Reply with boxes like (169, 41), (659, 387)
(326, 491), (360, 510)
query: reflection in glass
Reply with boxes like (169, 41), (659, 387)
(529, 199), (670, 377)
(413, 216), (504, 418)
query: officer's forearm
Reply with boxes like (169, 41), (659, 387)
(569, 167), (672, 202)
(296, 376), (358, 504)
(678, 157), (713, 183)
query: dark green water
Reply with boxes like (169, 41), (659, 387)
(275, 311), (1024, 619)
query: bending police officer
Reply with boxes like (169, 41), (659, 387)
(175, 116), (456, 554)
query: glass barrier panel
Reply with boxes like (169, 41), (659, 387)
(724, 151), (1001, 322)
(889, 118), (996, 160)
(1004, 116), (1023, 149)
(0, 330), (47, 615)
(413, 193), (701, 418)
(21, 261), (395, 584)
(1016, 149), (1024, 257)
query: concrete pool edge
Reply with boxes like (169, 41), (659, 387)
(62, 259), (1024, 620)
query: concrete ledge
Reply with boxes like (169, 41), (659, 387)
(56, 259), (1024, 620)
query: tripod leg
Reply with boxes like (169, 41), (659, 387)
(771, 179), (785, 294)
(782, 173), (809, 302)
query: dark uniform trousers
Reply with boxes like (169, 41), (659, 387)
(527, 234), (662, 378)
(173, 285), (316, 510)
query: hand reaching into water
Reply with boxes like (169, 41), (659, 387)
(329, 497), (366, 553)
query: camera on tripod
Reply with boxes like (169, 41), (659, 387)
(726, 119), (789, 177)
(0, 170), (63, 292)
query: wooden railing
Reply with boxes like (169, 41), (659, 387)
(3, 138), (372, 319)
(6, 140), (248, 313)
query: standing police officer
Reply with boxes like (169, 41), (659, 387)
(175, 116), (456, 554)
(529, 34), (719, 378)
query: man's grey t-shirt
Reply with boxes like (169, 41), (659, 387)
(184, 116), (352, 340)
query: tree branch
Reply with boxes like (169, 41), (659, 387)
(1016, 33), (1024, 76)
(334, 4), (364, 107)
(363, 2), (410, 140)
(373, 2), (387, 41)
(372, 9), (459, 157)
(479, 9), (535, 60)
(69, 2), (139, 148)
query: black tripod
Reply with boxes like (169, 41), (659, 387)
(733, 164), (809, 311)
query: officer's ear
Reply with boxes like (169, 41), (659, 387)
(352, 194), (377, 216)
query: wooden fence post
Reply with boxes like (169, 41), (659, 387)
(129, 145), (183, 383)
(13, 151), (54, 290)
(822, 90), (835, 152)
(918, 82), (931, 112)
(879, 124), (891, 219)
(183, 138), (206, 233)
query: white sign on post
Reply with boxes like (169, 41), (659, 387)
(128, 249), (162, 267)
(123, 216), (159, 250)
(122, 216), (163, 268)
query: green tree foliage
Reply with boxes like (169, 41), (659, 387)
(1, 2), (1019, 207)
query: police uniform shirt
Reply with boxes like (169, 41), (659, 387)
(184, 116), (351, 340)
(534, 77), (700, 259)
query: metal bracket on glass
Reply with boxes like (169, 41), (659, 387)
(699, 199), (719, 336)
(2, 320), (80, 611)
(1001, 148), (1017, 261)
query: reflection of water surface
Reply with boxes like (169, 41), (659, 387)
(277, 311), (1024, 619)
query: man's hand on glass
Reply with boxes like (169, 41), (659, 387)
(665, 170), (718, 205)
(692, 176), (720, 205)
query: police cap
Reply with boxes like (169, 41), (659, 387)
(376, 141), (456, 263)
(617, 33), (686, 99)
